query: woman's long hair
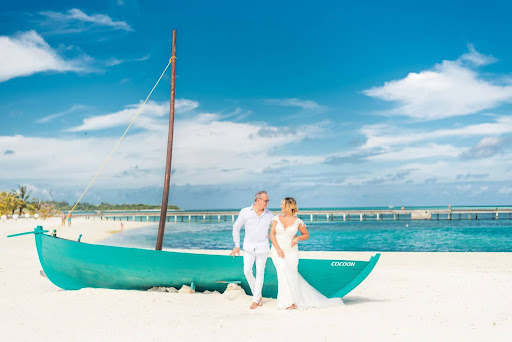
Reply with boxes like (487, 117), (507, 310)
(282, 197), (299, 215)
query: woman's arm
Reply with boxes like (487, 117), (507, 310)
(291, 222), (310, 247)
(270, 220), (285, 258)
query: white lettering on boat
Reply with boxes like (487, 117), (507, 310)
(331, 261), (355, 267)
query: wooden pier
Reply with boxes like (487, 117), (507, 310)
(76, 208), (512, 223)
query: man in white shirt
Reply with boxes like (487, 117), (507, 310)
(230, 191), (274, 309)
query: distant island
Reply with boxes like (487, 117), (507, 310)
(1, 186), (180, 218)
(53, 202), (181, 211)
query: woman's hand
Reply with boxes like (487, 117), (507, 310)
(291, 236), (299, 247)
(277, 248), (285, 258)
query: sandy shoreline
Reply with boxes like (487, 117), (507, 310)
(1, 217), (511, 341)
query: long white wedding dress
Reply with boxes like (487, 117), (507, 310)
(270, 216), (344, 309)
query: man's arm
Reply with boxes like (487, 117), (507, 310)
(229, 209), (244, 256)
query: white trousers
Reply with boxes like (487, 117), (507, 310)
(243, 250), (268, 303)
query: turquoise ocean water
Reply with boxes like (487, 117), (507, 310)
(100, 208), (512, 252)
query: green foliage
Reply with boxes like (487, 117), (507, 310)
(54, 202), (180, 211)
(38, 201), (56, 219)
(0, 191), (21, 216)
(14, 185), (31, 215)
(26, 198), (42, 215)
(1, 186), (180, 215)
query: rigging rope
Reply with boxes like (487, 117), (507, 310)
(57, 58), (174, 233)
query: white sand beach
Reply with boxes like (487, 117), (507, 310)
(1, 217), (511, 341)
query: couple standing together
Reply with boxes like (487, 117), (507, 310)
(230, 191), (343, 310)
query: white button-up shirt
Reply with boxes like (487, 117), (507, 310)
(233, 205), (274, 253)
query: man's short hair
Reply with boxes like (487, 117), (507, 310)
(254, 191), (268, 202)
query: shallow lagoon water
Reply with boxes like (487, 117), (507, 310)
(101, 219), (512, 252)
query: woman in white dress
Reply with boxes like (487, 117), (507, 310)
(270, 197), (343, 310)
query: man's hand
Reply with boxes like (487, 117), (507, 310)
(291, 236), (299, 247)
(229, 247), (240, 257)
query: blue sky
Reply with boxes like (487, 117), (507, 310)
(2, 0), (512, 209)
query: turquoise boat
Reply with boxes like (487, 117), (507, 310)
(24, 226), (380, 298)
(11, 31), (380, 298)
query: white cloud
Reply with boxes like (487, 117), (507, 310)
(366, 144), (465, 162)
(1, 104), (324, 189)
(361, 116), (512, 149)
(172, 99), (199, 113)
(363, 45), (512, 120)
(66, 101), (166, 132)
(37, 105), (88, 123)
(341, 149), (512, 187)
(265, 98), (326, 111)
(0, 30), (90, 82)
(457, 184), (472, 192)
(194, 113), (222, 123)
(459, 44), (497, 66)
(460, 136), (508, 159)
(105, 54), (149, 66)
(40, 9), (132, 31)
(23, 184), (52, 200)
(66, 99), (199, 132)
(499, 186), (512, 194)
(459, 184), (490, 197)
(169, 118), (323, 185)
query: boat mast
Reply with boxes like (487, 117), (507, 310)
(156, 29), (177, 251)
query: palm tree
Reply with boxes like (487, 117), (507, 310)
(0, 192), (8, 215)
(0, 191), (18, 216)
(13, 185), (31, 215)
(27, 198), (42, 215)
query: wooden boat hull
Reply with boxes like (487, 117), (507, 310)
(34, 226), (379, 298)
